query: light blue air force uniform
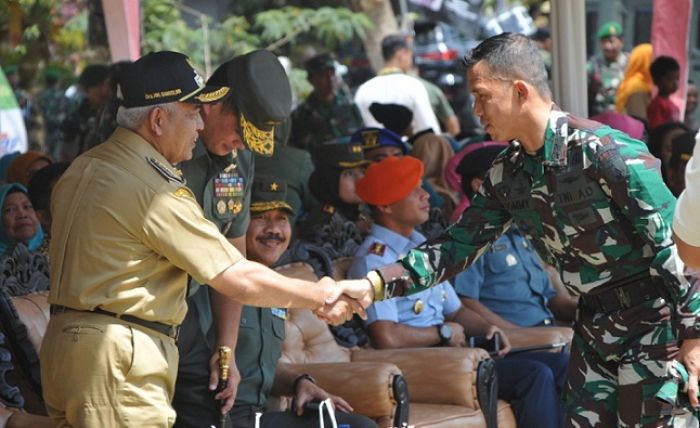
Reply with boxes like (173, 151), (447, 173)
(348, 224), (461, 326)
(454, 227), (556, 327)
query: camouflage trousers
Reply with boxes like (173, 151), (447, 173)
(564, 297), (700, 428)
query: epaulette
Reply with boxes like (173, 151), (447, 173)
(368, 242), (386, 256)
(148, 157), (185, 184)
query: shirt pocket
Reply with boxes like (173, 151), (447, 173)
(271, 310), (286, 342)
(485, 246), (519, 274)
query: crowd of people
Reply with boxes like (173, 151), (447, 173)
(0, 17), (698, 428)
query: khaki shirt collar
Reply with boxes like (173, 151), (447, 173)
(111, 126), (184, 182)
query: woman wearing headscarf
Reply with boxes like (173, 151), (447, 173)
(0, 183), (44, 255)
(615, 43), (653, 123)
(297, 140), (369, 259)
(5, 151), (53, 186)
(410, 132), (460, 220)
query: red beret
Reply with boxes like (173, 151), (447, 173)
(356, 156), (424, 206)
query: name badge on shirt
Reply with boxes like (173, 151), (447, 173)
(271, 308), (287, 320)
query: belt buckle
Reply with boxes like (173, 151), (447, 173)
(615, 287), (632, 310)
(170, 325), (180, 341)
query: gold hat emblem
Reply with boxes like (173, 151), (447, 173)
(609, 25), (617, 36)
(362, 130), (378, 147)
(413, 300), (424, 314)
(270, 182), (279, 191)
(351, 145), (362, 153)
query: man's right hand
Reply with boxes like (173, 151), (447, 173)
(314, 295), (366, 325)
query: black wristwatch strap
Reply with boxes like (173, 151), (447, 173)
(292, 373), (315, 394)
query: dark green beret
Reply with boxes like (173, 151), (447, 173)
(597, 21), (622, 39)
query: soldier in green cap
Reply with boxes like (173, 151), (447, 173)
(362, 32), (700, 427)
(230, 175), (377, 428)
(288, 53), (363, 151)
(587, 21), (629, 116)
(172, 50), (295, 428)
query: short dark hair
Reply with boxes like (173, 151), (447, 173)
(463, 32), (551, 99)
(381, 34), (410, 61)
(650, 56), (680, 84)
(27, 162), (70, 212)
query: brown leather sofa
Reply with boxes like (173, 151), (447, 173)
(279, 306), (517, 428)
(276, 260), (576, 427)
(274, 262), (517, 428)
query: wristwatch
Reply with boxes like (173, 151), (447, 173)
(437, 324), (452, 346)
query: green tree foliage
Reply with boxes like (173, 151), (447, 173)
(254, 6), (371, 51)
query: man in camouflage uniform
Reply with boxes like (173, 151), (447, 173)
(289, 53), (363, 151)
(587, 21), (629, 116)
(363, 33), (700, 427)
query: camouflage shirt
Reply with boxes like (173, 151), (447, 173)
(587, 52), (628, 115)
(289, 92), (363, 151)
(396, 107), (700, 339)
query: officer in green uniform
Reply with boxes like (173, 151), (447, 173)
(587, 21), (629, 116)
(363, 33), (700, 427)
(230, 176), (377, 428)
(173, 50), (293, 428)
(296, 140), (370, 259)
(289, 53), (363, 152)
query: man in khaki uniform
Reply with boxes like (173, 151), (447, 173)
(40, 51), (372, 427)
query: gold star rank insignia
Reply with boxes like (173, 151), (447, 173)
(270, 182), (279, 191)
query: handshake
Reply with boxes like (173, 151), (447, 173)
(313, 277), (375, 325)
(312, 264), (413, 325)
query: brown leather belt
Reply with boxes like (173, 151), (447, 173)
(50, 304), (180, 340)
(579, 271), (664, 314)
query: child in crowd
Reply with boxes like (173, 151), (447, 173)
(647, 55), (680, 129)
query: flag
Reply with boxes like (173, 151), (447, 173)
(0, 69), (28, 157)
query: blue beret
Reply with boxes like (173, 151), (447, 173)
(350, 127), (409, 154)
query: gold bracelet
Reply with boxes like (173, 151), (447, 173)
(366, 270), (385, 301)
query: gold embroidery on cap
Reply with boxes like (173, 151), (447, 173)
(145, 88), (183, 100)
(195, 87), (230, 102)
(240, 113), (274, 155)
(250, 201), (293, 212)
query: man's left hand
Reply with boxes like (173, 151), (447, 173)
(678, 338), (700, 408)
(294, 377), (353, 415)
(208, 350), (241, 414)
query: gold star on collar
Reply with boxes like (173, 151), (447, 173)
(270, 182), (279, 191)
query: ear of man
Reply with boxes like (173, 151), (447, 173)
(149, 106), (168, 136)
(514, 80), (530, 102)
